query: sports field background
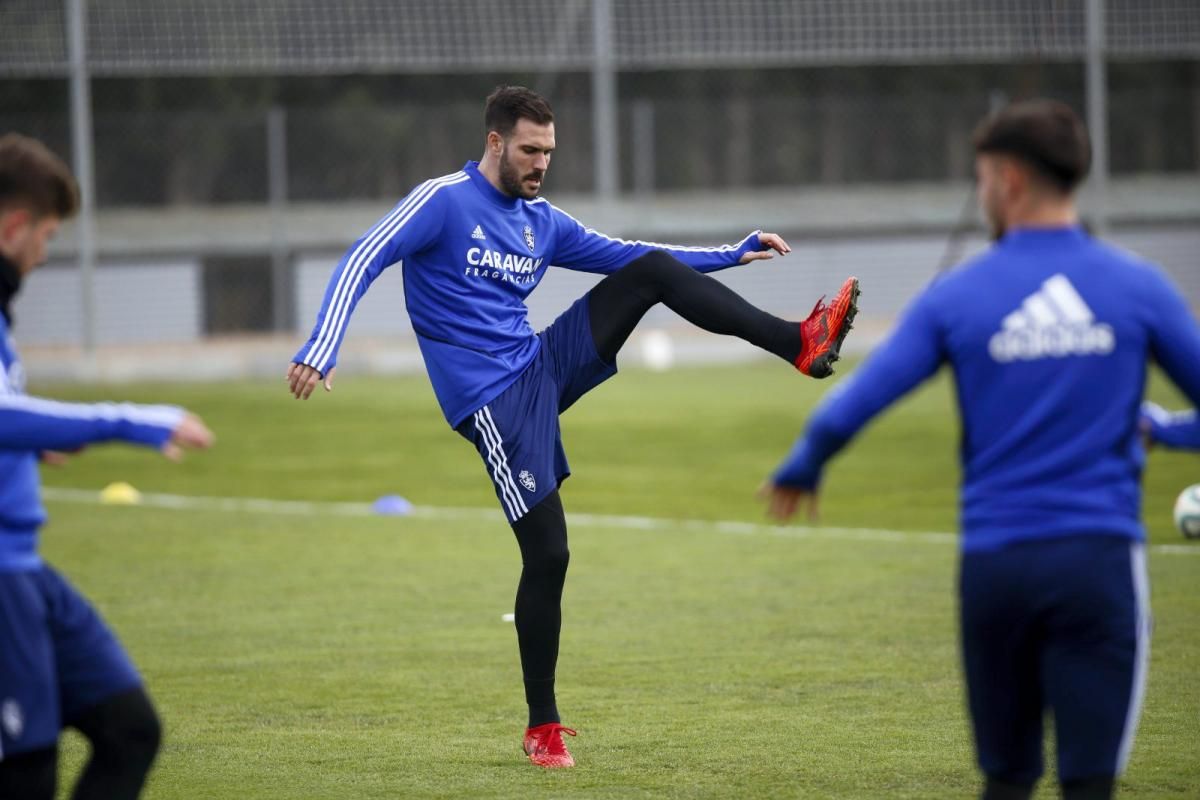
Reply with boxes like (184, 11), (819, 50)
(34, 359), (1199, 799)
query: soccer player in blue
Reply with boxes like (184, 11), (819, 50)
(287, 85), (860, 767)
(0, 133), (214, 799)
(762, 100), (1200, 799)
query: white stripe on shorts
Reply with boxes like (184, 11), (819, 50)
(473, 406), (529, 521)
(1116, 541), (1151, 774)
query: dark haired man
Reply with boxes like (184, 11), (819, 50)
(288, 85), (859, 767)
(0, 133), (214, 799)
(762, 99), (1200, 799)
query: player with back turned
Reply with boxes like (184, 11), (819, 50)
(287, 85), (860, 767)
(762, 100), (1200, 799)
(0, 134), (214, 799)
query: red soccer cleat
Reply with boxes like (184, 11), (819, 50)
(523, 722), (577, 768)
(796, 276), (860, 378)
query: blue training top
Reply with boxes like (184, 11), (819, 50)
(0, 312), (183, 570)
(293, 161), (765, 427)
(774, 226), (1200, 552)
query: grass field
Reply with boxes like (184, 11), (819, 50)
(33, 359), (1199, 799)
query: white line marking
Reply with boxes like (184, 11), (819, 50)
(38, 487), (1200, 556)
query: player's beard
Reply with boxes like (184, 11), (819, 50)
(498, 148), (544, 200)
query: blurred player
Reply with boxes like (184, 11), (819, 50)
(287, 85), (859, 767)
(0, 133), (214, 800)
(761, 100), (1200, 799)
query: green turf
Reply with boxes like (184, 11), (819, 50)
(32, 360), (1199, 799)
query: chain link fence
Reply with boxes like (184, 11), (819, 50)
(4, 83), (1197, 205)
(4, 0), (1198, 75)
(0, 1), (1196, 372)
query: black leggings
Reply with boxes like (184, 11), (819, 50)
(586, 250), (801, 365)
(0, 686), (161, 800)
(508, 252), (802, 725)
(510, 490), (569, 727)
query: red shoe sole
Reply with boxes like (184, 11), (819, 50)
(799, 277), (860, 378)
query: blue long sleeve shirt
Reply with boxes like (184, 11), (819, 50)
(774, 226), (1200, 552)
(294, 161), (765, 427)
(0, 313), (183, 570)
(1140, 402), (1200, 450)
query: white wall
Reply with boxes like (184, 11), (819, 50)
(291, 225), (1197, 340)
(13, 259), (201, 346)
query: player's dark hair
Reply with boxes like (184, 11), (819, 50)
(484, 85), (554, 138)
(0, 133), (79, 219)
(972, 99), (1091, 193)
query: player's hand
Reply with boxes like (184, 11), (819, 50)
(1138, 415), (1156, 451)
(757, 481), (819, 522)
(1138, 401), (1165, 451)
(287, 362), (335, 400)
(161, 413), (215, 461)
(740, 232), (791, 264)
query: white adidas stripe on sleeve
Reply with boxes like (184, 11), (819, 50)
(0, 394), (184, 430)
(302, 172), (469, 372)
(547, 201), (747, 255)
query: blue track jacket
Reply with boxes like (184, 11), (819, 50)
(293, 161), (765, 427)
(1, 310), (183, 570)
(773, 226), (1200, 552)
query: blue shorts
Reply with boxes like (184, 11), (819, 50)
(0, 564), (142, 759)
(959, 535), (1150, 785)
(457, 295), (617, 523)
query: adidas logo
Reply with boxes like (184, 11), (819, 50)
(471, 225), (486, 240)
(989, 274), (1115, 363)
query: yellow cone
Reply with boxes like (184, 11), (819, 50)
(99, 482), (142, 505)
